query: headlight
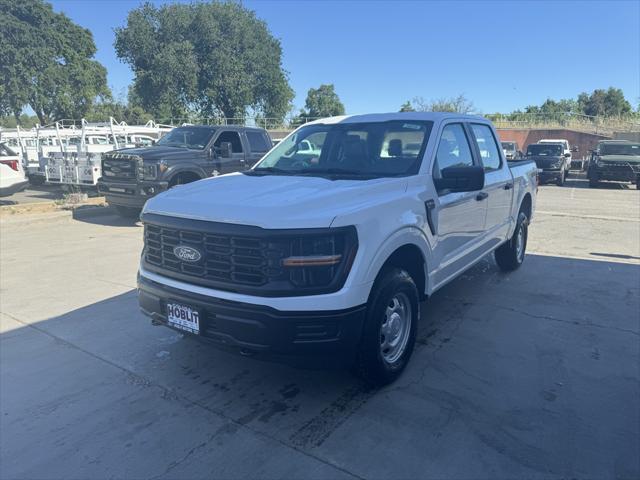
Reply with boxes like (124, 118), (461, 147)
(141, 163), (157, 179)
(281, 228), (358, 290)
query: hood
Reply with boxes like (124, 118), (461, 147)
(598, 155), (640, 164)
(106, 145), (206, 162)
(143, 172), (407, 229)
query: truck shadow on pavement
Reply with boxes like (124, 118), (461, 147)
(2, 254), (639, 479)
(71, 207), (143, 227)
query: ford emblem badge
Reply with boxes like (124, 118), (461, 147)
(173, 245), (202, 263)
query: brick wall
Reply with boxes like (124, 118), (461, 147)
(496, 129), (611, 160)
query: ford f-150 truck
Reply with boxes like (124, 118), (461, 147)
(587, 140), (640, 189)
(97, 125), (272, 217)
(137, 113), (537, 385)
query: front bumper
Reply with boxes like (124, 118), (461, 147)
(590, 166), (639, 182)
(537, 169), (563, 182)
(97, 179), (168, 208)
(138, 274), (366, 365)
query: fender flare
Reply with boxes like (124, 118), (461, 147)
(164, 165), (207, 184)
(361, 226), (433, 295)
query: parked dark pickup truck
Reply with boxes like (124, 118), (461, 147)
(97, 125), (272, 217)
(588, 140), (640, 189)
(525, 143), (571, 186)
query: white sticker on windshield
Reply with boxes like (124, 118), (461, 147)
(402, 123), (422, 130)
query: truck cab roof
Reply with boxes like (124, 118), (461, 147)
(304, 112), (490, 126)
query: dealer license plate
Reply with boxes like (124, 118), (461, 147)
(166, 302), (200, 334)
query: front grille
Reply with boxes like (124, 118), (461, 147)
(144, 224), (288, 288)
(102, 155), (139, 181)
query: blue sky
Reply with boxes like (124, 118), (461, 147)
(50, 0), (639, 115)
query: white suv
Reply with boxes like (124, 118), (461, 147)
(137, 113), (537, 385)
(0, 142), (28, 197)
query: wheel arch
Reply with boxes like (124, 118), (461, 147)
(520, 192), (532, 219)
(167, 168), (205, 187)
(363, 228), (431, 300)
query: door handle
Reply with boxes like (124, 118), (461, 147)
(424, 199), (437, 235)
(476, 192), (489, 201)
(504, 183), (513, 190)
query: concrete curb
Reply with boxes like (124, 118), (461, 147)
(0, 196), (107, 217)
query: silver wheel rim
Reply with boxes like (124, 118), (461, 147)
(516, 223), (525, 262)
(380, 292), (412, 364)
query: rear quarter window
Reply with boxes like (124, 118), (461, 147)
(246, 131), (271, 153)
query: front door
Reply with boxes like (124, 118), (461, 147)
(212, 130), (246, 174)
(428, 122), (488, 288)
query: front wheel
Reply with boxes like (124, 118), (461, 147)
(556, 169), (565, 186)
(589, 176), (599, 188)
(355, 268), (419, 386)
(495, 211), (528, 271)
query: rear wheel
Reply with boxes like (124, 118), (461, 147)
(114, 205), (141, 219)
(355, 268), (419, 386)
(495, 211), (528, 271)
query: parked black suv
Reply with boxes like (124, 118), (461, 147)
(525, 143), (571, 186)
(588, 140), (640, 189)
(97, 125), (272, 217)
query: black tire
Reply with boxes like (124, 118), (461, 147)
(556, 169), (565, 186)
(114, 205), (141, 219)
(495, 211), (528, 272)
(355, 268), (419, 386)
(589, 177), (599, 188)
(636, 178), (640, 190)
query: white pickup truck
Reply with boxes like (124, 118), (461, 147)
(138, 113), (537, 385)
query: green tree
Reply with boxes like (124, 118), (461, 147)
(85, 101), (154, 125)
(581, 87), (632, 117)
(399, 101), (414, 112)
(114, 2), (294, 122)
(408, 94), (475, 114)
(0, 0), (109, 124)
(299, 84), (345, 118)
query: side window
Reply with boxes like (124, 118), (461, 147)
(433, 123), (474, 178)
(214, 131), (243, 153)
(470, 124), (501, 171)
(246, 131), (270, 153)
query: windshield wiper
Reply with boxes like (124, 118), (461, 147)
(245, 166), (296, 175)
(302, 167), (366, 176)
(158, 142), (188, 149)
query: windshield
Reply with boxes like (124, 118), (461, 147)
(600, 143), (640, 156)
(250, 121), (433, 178)
(501, 142), (516, 151)
(527, 144), (562, 156)
(155, 127), (215, 150)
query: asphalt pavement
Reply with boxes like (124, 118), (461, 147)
(1, 180), (638, 479)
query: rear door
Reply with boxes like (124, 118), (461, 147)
(429, 122), (488, 287)
(469, 123), (513, 247)
(244, 130), (272, 167)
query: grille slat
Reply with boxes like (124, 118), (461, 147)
(102, 155), (139, 181)
(144, 223), (287, 287)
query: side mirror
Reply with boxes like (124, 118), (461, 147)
(572, 146), (579, 153)
(220, 142), (232, 158)
(434, 165), (485, 193)
(564, 152), (571, 158)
